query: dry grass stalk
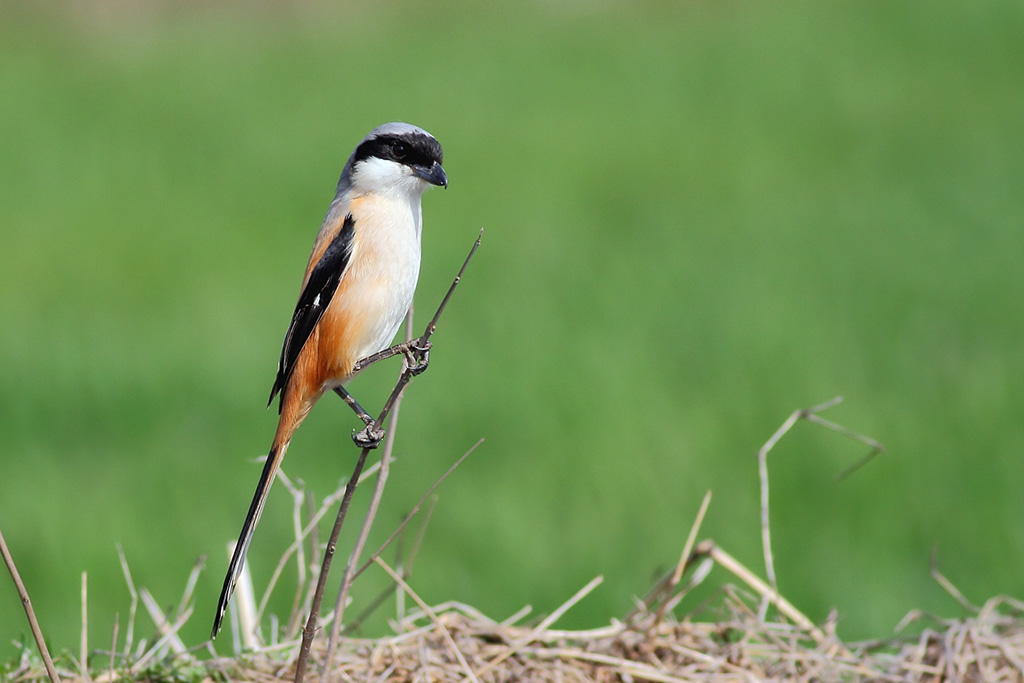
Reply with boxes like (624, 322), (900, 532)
(757, 395), (885, 607)
(79, 572), (88, 682)
(651, 490), (713, 630)
(0, 525), (61, 683)
(114, 544), (137, 661)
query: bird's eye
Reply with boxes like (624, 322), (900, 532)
(392, 142), (407, 159)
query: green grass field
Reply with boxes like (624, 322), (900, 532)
(2, 0), (1023, 661)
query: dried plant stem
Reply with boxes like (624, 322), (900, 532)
(695, 539), (825, 643)
(322, 307), (410, 675)
(107, 615), (118, 682)
(231, 545), (259, 648)
(140, 589), (188, 655)
(0, 525), (62, 683)
(292, 444), (371, 683)
(129, 602), (194, 673)
(477, 575), (604, 676)
(80, 572), (89, 680)
(375, 557), (480, 683)
(758, 396), (885, 598)
(353, 438), (482, 583)
(115, 544), (138, 660)
(931, 546), (980, 613)
(293, 231), (482, 683)
(652, 490), (712, 628)
(272, 472), (311, 635)
(257, 462), (381, 639)
(330, 437), (482, 642)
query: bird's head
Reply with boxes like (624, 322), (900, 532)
(345, 122), (447, 197)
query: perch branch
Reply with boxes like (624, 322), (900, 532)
(293, 230), (482, 683)
(322, 306), (411, 673)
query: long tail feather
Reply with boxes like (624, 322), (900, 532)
(211, 440), (289, 639)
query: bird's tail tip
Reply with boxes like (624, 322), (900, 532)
(210, 441), (288, 641)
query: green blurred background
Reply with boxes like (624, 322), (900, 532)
(2, 0), (1022, 660)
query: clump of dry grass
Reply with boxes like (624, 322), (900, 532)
(5, 398), (1024, 682)
(7, 552), (1024, 682)
(203, 572), (1024, 682)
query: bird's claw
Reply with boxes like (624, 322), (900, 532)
(352, 424), (385, 449)
(404, 338), (432, 376)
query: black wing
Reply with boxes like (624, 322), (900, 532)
(268, 214), (356, 411)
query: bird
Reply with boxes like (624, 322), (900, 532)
(211, 122), (447, 638)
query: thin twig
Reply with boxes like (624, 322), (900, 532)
(758, 405), (805, 595)
(0, 525), (61, 683)
(176, 554), (204, 620)
(257, 463), (381, 636)
(340, 496), (444, 637)
(292, 445), (371, 683)
(275, 471), (310, 636)
(354, 439), (482, 582)
(293, 231), (482, 683)
(293, 488), (317, 639)
(323, 306), (412, 675)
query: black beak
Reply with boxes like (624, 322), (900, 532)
(414, 161), (448, 189)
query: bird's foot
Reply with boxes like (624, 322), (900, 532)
(352, 423), (385, 449)
(404, 337), (432, 376)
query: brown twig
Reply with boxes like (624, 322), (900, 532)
(290, 402), (375, 681)
(293, 231), (482, 683)
(354, 439), (482, 583)
(339, 497), (434, 637)
(322, 306), (411, 674)
(256, 462), (381, 642)
(336, 439), (480, 638)
(0, 524), (62, 683)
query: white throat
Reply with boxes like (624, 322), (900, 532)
(351, 157), (430, 199)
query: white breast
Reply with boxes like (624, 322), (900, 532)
(343, 191), (423, 363)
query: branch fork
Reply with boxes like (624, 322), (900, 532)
(292, 230), (482, 683)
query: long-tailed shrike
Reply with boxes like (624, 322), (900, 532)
(212, 122), (447, 638)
